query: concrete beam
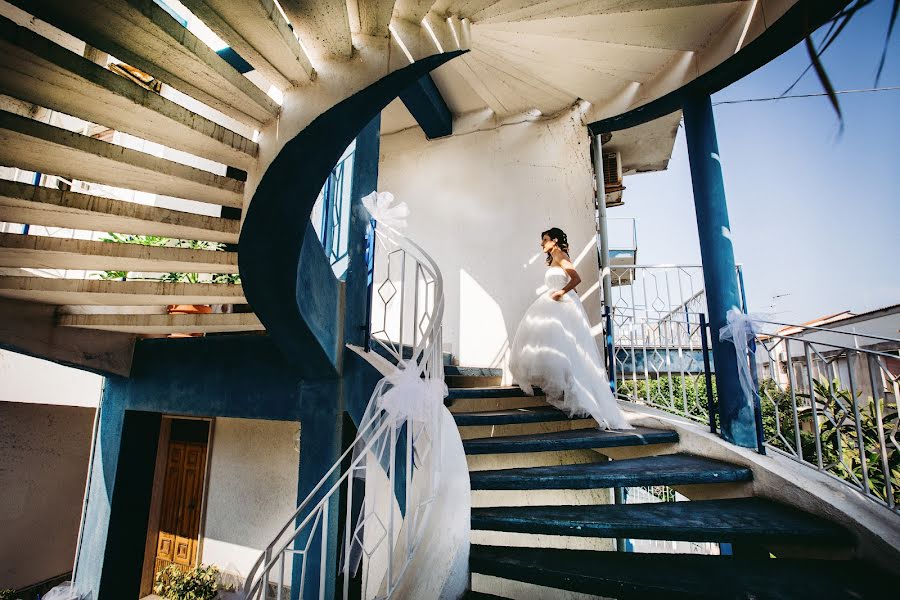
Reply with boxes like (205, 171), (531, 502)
(0, 295), (134, 376)
(0, 181), (240, 245)
(0, 233), (238, 273)
(0, 110), (245, 208)
(398, 73), (452, 138)
(0, 276), (246, 305)
(59, 311), (264, 334)
(0, 16), (258, 170)
(352, 0), (396, 37)
(11, 0), (279, 127)
(279, 0), (353, 60)
(180, 0), (314, 90)
(393, 0), (438, 23)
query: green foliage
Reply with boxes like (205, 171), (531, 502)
(154, 564), (220, 600)
(618, 375), (717, 423)
(0, 589), (19, 600)
(759, 377), (900, 506)
(98, 234), (239, 284)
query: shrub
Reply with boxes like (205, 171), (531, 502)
(154, 564), (219, 600)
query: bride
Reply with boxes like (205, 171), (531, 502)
(509, 227), (632, 430)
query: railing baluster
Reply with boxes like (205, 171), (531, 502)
(783, 340), (803, 460)
(805, 344), (825, 470)
(867, 354), (894, 509)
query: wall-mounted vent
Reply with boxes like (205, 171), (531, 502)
(603, 152), (625, 207)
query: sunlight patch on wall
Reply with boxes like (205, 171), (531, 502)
(459, 270), (508, 368)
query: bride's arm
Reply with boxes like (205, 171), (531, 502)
(550, 252), (581, 300)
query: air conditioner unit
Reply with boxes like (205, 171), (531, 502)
(603, 152), (625, 207)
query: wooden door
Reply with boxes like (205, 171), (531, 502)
(155, 440), (207, 574)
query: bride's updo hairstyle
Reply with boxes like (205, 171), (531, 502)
(542, 227), (569, 265)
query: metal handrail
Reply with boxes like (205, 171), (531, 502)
(750, 325), (899, 512)
(753, 318), (900, 345)
(243, 221), (448, 599)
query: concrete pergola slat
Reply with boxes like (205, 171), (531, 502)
(0, 181), (240, 244)
(0, 109), (245, 208)
(0, 16), (258, 170)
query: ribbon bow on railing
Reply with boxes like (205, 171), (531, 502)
(719, 308), (767, 408)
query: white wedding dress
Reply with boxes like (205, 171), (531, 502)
(509, 266), (632, 430)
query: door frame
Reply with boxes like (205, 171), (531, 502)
(139, 416), (215, 597)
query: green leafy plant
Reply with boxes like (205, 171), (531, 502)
(154, 564), (220, 600)
(98, 234), (238, 284)
(0, 589), (20, 600)
(760, 377), (900, 506)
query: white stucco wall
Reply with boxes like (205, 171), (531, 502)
(378, 108), (602, 368)
(0, 402), (94, 589)
(0, 350), (102, 407)
(200, 418), (300, 585)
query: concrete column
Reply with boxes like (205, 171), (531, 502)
(344, 115), (382, 353)
(73, 397), (161, 600)
(682, 94), (757, 449)
(592, 133), (615, 385)
(293, 384), (343, 600)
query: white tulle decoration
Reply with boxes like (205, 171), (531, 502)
(719, 308), (766, 407)
(378, 361), (447, 424)
(42, 582), (80, 600)
(362, 191), (409, 231)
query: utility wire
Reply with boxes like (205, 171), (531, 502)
(713, 86), (900, 105)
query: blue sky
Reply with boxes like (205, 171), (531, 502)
(614, 0), (900, 322)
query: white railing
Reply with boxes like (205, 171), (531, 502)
(243, 223), (447, 600)
(605, 265), (715, 425)
(751, 322), (900, 511)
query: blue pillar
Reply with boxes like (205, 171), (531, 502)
(293, 382), (343, 600)
(683, 94), (757, 448)
(343, 115), (381, 356)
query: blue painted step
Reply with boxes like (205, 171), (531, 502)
(463, 427), (679, 455)
(469, 545), (878, 599)
(470, 497), (851, 544)
(445, 366), (502, 378)
(446, 386), (542, 400)
(469, 453), (752, 490)
(453, 406), (569, 426)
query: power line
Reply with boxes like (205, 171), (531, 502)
(713, 85), (900, 105)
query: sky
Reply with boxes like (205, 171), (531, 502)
(613, 0), (900, 323)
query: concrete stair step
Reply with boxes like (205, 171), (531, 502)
(59, 311), (263, 334)
(471, 497), (852, 545)
(0, 16), (258, 169)
(464, 427), (678, 456)
(444, 366), (502, 378)
(15, 0), (279, 127)
(0, 233), (238, 273)
(447, 386), (543, 401)
(462, 592), (507, 600)
(0, 275), (245, 305)
(0, 110), (244, 207)
(469, 453), (752, 491)
(0, 181), (240, 244)
(469, 545), (878, 600)
(179, 0), (314, 90)
(454, 406), (570, 426)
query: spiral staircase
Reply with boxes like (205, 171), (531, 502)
(5, 2), (897, 598)
(0, 0), (844, 375)
(447, 378), (887, 599)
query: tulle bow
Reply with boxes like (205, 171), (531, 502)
(378, 361), (448, 424)
(362, 191), (409, 231)
(718, 308), (766, 407)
